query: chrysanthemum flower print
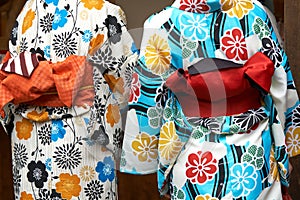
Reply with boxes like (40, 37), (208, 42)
(195, 194), (219, 200)
(56, 173), (81, 200)
(179, 12), (208, 41)
(106, 104), (121, 127)
(22, 9), (35, 34)
(132, 132), (158, 162)
(185, 151), (218, 184)
(179, 0), (210, 13)
(221, 0), (254, 19)
(16, 118), (33, 140)
(80, 165), (96, 182)
(20, 191), (34, 200)
(159, 121), (182, 162)
(221, 28), (248, 61)
(129, 72), (141, 103)
(81, 0), (104, 10)
(145, 34), (171, 75)
(286, 127), (300, 156)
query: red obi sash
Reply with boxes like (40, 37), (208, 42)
(165, 52), (274, 117)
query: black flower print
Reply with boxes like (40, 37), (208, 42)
(292, 105), (300, 126)
(40, 13), (54, 33)
(20, 37), (28, 53)
(104, 15), (122, 44)
(10, 21), (18, 45)
(88, 45), (117, 73)
(30, 47), (45, 58)
(124, 62), (135, 88)
(46, 107), (69, 117)
(53, 32), (77, 58)
(15, 104), (29, 115)
(50, 189), (62, 199)
(12, 166), (21, 197)
(91, 125), (109, 146)
(232, 107), (268, 132)
(38, 189), (51, 199)
(38, 123), (52, 145)
(53, 143), (82, 170)
(113, 128), (124, 149)
(27, 160), (49, 188)
(84, 180), (104, 200)
(13, 143), (28, 169)
(261, 37), (283, 68)
(155, 84), (168, 107)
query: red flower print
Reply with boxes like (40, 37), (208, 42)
(179, 0), (210, 13)
(129, 73), (141, 103)
(185, 151), (218, 184)
(221, 28), (248, 61)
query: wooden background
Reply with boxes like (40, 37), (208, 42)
(0, 0), (299, 199)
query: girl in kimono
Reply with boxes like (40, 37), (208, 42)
(120, 0), (300, 199)
(0, 0), (137, 199)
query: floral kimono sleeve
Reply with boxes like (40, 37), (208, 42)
(254, 6), (300, 158)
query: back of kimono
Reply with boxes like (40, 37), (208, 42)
(120, 0), (300, 199)
(2, 0), (137, 199)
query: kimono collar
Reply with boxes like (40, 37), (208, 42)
(171, 0), (222, 13)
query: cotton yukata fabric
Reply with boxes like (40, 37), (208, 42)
(120, 0), (300, 199)
(0, 0), (137, 199)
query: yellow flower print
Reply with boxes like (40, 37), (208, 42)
(106, 104), (121, 127)
(269, 148), (280, 182)
(132, 132), (158, 162)
(89, 34), (104, 54)
(159, 121), (182, 161)
(286, 127), (300, 156)
(16, 118), (33, 140)
(20, 191), (34, 200)
(221, 0), (254, 19)
(145, 34), (171, 75)
(80, 10), (89, 21)
(79, 165), (96, 182)
(56, 173), (81, 200)
(22, 9), (35, 34)
(195, 194), (219, 200)
(81, 0), (104, 10)
(27, 109), (49, 122)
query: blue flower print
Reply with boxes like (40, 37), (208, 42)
(51, 120), (66, 142)
(230, 163), (257, 198)
(44, 45), (50, 58)
(179, 12), (208, 41)
(45, 158), (52, 171)
(95, 156), (115, 182)
(82, 30), (92, 43)
(45, 0), (59, 6)
(52, 8), (68, 30)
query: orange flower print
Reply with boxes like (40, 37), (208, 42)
(195, 194), (219, 200)
(159, 121), (182, 161)
(286, 127), (300, 157)
(269, 148), (280, 182)
(20, 191), (34, 200)
(79, 165), (96, 182)
(106, 104), (121, 127)
(56, 173), (81, 200)
(81, 0), (104, 10)
(221, 0), (254, 19)
(132, 132), (158, 162)
(104, 74), (125, 94)
(22, 9), (35, 34)
(89, 34), (104, 54)
(80, 10), (89, 21)
(145, 34), (171, 75)
(27, 110), (49, 122)
(16, 118), (33, 140)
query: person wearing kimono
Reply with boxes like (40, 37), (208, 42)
(120, 0), (300, 199)
(0, 0), (137, 199)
